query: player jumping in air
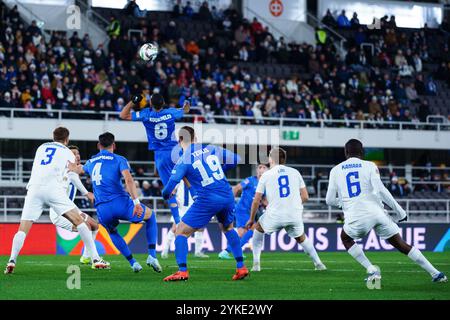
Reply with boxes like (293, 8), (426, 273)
(69, 132), (161, 273)
(246, 148), (326, 272)
(49, 145), (99, 265)
(326, 139), (447, 283)
(5, 127), (109, 274)
(161, 179), (209, 259)
(120, 93), (190, 227)
(162, 126), (248, 281)
(218, 163), (268, 260)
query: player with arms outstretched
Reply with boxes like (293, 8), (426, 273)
(69, 132), (161, 273)
(5, 127), (109, 274)
(326, 139), (447, 283)
(162, 126), (248, 281)
(218, 163), (268, 260)
(246, 148), (326, 272)
(49, 145), (99, 265)
(120, 93), (190, 226)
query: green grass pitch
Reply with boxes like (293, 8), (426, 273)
(1, 252), (449, 300)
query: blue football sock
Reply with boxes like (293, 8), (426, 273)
(145, 211), (157, 258)
(168, 197), (180, 224)
(175, 235), (188, 271)
(226, 230), (255, 252)
(240, 229), (254, 248)
(109, 230), (136, 266)
(225, 230), (244, 268)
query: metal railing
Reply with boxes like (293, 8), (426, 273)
(1, 157), (448, 184)
(1, 195), (448, 223)
(1, 108), (448, 131)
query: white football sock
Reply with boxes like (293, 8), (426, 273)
(194, 231), (203, 254)
(77, 223), (100, 260)
(348, 243), (376, 272)
(9, 231), (26, 262)
(82, 229), (99, 259)
(300, 236), (322, 265)
(163, 229), (176, 255)
(252, 230), (264, 264)
(408, 247), (440, 277)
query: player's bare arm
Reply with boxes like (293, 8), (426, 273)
(181, 99), (190, 113)
(122, 169), (143, 218)
(246, 192), (263, 230)
(300, 187), (309, 204)
(67, 161), (84, 175)
(119, 95), (143, 120)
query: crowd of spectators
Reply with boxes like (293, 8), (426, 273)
(0, 2), (448, 128)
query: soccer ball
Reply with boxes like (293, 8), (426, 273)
(139, 42), (159, 62)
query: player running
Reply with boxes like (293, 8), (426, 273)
(119, 93), (190, 226)
(218, 163), (268, 260)
(326, 139), (447, 283)
(246, 148), (326, 272)
(69, 132), (161, 273)
(49, 145), (99, 265)
(161, 179), (209, 259)
(5, 127), (109, 274)
(162, 126), (248, 281)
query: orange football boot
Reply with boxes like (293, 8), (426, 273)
(163, 270), (189, 282)
(232, 266), (249, 280)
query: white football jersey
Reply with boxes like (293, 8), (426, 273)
(326, 157), (384, 222)
(256, 165), (306, 221)
(27, 142), (75, 189)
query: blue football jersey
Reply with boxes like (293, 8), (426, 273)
(236, 176), (258, 213)
(162, 144), (240, 199)
(131, 107), (184, 151)
(83, 149), (130, 206)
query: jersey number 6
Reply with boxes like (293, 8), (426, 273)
(346, 171), (361, 198)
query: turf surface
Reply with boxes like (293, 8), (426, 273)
(0, 252), (449, 300)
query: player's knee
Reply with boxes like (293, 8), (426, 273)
(296, 234), (306, 243)
(340, 231), (353, 246)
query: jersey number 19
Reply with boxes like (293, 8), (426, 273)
(193, 155), (225, 187)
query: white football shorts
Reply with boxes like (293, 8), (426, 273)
(21, 185), (77, 222)
(343, 213), (400, 240)
(258, 211), (304, 238)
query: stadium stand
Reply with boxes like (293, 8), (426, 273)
(0, 1), (448, 127)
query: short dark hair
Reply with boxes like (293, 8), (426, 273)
(150, 93), (165, 110)
(269, 147), (287, 165)
(68, 145), (79, 151)
(99, 132), (115, 148)
(178, 126), (195, 144)
(53, 127), (70, 143)
(344, 139), (364, 158)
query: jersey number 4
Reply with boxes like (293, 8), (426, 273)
(346, 171), (361, 198)
(192, 155), (225, 187)
(92, 163), (103, 185)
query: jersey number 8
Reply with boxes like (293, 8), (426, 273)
(278, 175), (290, 198)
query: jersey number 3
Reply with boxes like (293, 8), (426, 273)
(40, 147), (56, 165)
(346, 171), (361, 198)
(278, 175), (290, 198)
